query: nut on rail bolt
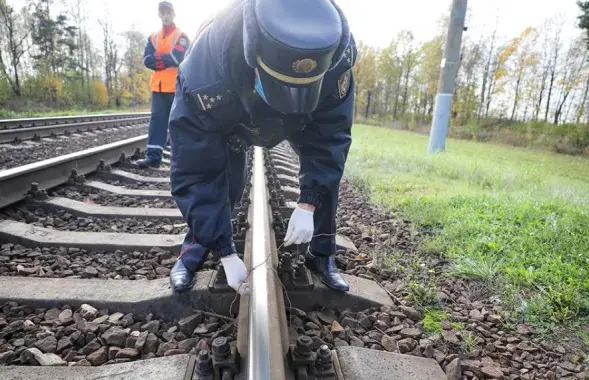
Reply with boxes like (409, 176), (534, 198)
(132, 147), (142, 159)
(278, 252), (295, 289)
(312, 345), (336, 379)
(68, 169), (85, 185)
(289, 336), (316, 379)
(211, 337), (240, 379)
(26, 183), (48, 201)
(295, 336), (313, 358)
(194, 349), (214, 379)
(212, 337), (230, 359)
(237, 212), (246, 223)
(118, 152), (128, 163)
(315, 345), (332, 370)
(97, 159), (112, 172)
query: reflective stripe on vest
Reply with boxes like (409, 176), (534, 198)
(150, 28), (183, 93)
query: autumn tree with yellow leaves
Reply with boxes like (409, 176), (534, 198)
(351, 17), (589, 138)
(0, 0), (151, 115)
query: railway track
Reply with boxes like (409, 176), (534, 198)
(0, 112), (149, 146)
(0, 112), (149, 131)
(0, 115), (448, 380)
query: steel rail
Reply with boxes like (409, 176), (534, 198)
(246, 147), (289, 380)
(0, 116), (150, 144)
(0, 112), (149, 130)
(0, 135), (147, 209)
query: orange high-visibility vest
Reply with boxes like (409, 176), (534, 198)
(149, 28), (183, 93)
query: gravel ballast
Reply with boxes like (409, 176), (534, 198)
(50, 187), (177, 209)
(0, 124), (148, 170)
(0, 302), (235, 366)
(1, 207), (186, 235)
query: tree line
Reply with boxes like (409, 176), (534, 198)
(0, 0), (150, 114)
(352, 6), (589, 154)
(1, 0), (589, 154)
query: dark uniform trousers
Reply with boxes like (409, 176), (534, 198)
(146, 92), (175, 161)
(178, 131), (348, 273)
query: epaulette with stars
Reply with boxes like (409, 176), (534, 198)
(343, 44), (354, 66)
(189, 82), (234, 112)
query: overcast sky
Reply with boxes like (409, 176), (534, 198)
(90, 0), (581, 45)
(9, 0), (583, 49)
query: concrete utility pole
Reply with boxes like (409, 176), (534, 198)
(427, 0), (468, 153)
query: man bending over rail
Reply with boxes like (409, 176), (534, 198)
(169, 0), (357, 295)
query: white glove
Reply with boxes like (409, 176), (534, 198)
(284, 206), (314, 247)
(220, 254), (250, 295)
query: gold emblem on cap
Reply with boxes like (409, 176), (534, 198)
(292, 59), (317, 74)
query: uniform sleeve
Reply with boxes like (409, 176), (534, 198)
(297, 41), (357, 208)
(143, 36), (161, 71)
(160, 33), (190, 68)
(169, 75), (236, 257)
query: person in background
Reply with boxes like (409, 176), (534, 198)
(136, 1), (190, 168)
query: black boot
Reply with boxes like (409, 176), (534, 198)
(305, 251), (350, 292)
(170, 260), (196, 293)
(135, 157), (161, 168)
(170, 238), (209, 293)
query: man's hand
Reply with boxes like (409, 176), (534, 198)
(220, 254), (250, 295)
(284, 204), (315, 246)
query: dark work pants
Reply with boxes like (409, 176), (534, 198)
(146, 92), (175, 162)
(287, 141), (338, 258)
(179, 147), (248, 271)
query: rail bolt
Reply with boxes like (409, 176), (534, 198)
(212, 337), (230, 360)
(195, 349), (214, 375)
(295, 336), (313, 356)
(237, 212), (246, 222)
(315, 345), (333, 369)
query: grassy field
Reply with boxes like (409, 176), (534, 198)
(345, 124), (589, 328)
(0, 108), (150, 119)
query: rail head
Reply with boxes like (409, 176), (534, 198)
(0, 112), (150, 130)
(0, 135), (147, 209)
(246, 147), (289, 380)
(0, 116), (150, 144)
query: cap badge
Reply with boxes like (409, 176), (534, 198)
(292, 59), (317, 74)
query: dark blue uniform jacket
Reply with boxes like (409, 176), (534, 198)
(169, 2), (357, 258)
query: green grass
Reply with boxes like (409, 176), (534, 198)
(346, 125), (589, 327)
(422, 309), (449, 333)
(0, 107), (149, 119)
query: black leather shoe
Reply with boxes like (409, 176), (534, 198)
(170, 260), (196, 292)
(135, 157), (161, 168)
(305, 251), (350, 292)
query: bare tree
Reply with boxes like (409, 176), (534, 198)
(478, 22), (497, 124)
(553, 38), (587, 124)
(575, 76), (589, 124)
(71, 0), (87, 89)
(533, 19), (553, 121)
(510, 29), (539, 121)
(99, 17), (123, 106)
(0, 0), (34, 96)
(399, 32), (417, 117)
(544, 17), (564, 122)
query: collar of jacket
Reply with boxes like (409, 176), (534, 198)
(162, 23), (177, 38)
